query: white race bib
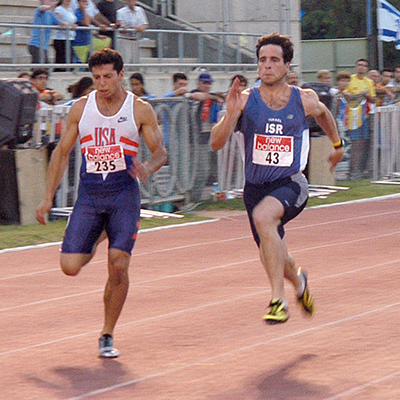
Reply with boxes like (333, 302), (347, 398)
(252, 134), (293, 167)
(85, 145), (126, 174)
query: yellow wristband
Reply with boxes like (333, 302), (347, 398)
(332, 139), (343, 149)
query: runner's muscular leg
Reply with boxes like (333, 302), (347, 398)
(101, 248), (131, 337)
(282, 241), (303, 295)
(252, 196), (288, 301)
(60, 230), (108, 276)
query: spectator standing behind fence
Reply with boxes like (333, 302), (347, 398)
(331, 71), (351, 180)
(129, 72), (155, 99)
(343, 59), (376, 180)
(70, 0), (109, 29)
(64, 76), (94, 106)
(386, 66), (400, 102)
(190, 73), (225, 200)
(72, 0), (91, 63)
(164, 72), (189, 97)
(30, 68), (64, 106)
(28, 0), (64, 64)
(53, 0), (77, 71)
(286, 70), (300, 86)
(97, 0), (118, 49)
(381, 69), (393, 86)
(116, 0), (148, 64)
(368, 69), (394, 106)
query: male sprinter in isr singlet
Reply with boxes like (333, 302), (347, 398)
(211, 33), (344, 324)
(36, 48), (167, 357)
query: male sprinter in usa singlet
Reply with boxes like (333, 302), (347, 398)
(36, 48), (167, 357)
(211, 33), (344, 324)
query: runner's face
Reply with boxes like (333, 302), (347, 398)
(257, 44), (290, 86)
(91, 64), (124, 98)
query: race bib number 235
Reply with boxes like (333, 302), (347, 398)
(85, 145), (126, 174)
(252, 134), (293, 167)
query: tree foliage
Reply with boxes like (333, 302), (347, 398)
(301, 0), (367, 39)
(301, 0), (400, 68)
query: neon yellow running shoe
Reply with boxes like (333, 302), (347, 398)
(262, 299), (289, 325)
(297, 270), (315, 317)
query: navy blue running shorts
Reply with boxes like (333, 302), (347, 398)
(62, 181), (141, 255)
(243, 172), (308, 246)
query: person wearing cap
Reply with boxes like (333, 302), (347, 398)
(189, 73), (225, 201)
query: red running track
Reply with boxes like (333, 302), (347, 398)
(1, 196), (400, 399)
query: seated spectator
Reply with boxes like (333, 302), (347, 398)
(72, 0), (91, 63)
(30, 68), (64, 106)
(64, 76), (94, 105)
(129, 72), (155, 99)
(28, 0), (63, 64)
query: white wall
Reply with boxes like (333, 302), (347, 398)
(174, 0), (302, 70)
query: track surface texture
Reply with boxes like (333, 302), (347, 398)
(1, 198), (400, 399)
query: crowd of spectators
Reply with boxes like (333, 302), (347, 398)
(287, 62), (400, 180)
(28, 0), (148, 67)
(13, 58), (400, 187)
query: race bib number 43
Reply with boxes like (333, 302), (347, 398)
(86, 145), (126, 174)
(253, 134), (293, 167)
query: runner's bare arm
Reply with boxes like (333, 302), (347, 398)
(301, 88), (344, 171)
(210, 78), (249, 151)
(35, 100), (84, 224)
(131, 99), (167, 183)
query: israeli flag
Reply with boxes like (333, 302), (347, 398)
(377, 0), (400, 49)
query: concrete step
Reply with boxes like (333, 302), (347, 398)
(0, 1), (36, 18)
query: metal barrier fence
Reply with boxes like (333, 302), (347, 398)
(34, 99), (400, 212)
(35, 97), (209, 208)
(372, 103), (400, 181)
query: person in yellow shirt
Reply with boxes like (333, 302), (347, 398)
(344, 59), (376, 180)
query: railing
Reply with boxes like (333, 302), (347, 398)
(0, 23), (260, 70)
(372, 103), (400, 181)
(35, 100), (400, 212)
(35, 97), (209, 208)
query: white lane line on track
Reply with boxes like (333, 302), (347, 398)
(2, 250), (400, 314)
(0, 220), (219, 255)
(323, 369), (400, 399)
(1, 215), (399, 281)
(2, 194), (400, 256)
(2, 256), (400, 354)
(64, 301), (400, 400)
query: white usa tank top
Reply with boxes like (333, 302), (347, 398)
(78, 90), (140, 183)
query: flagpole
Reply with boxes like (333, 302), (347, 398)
(377, 0), (384, 70)
(378, 37), (384, 70)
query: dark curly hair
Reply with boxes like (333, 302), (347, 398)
(256, 33), (294, 64)
(88, 48), (124, 73)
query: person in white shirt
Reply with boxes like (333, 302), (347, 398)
(116, 0), (148, 64)
(53, 0), (77, 70)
